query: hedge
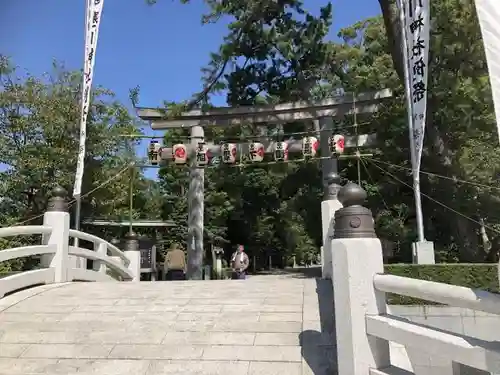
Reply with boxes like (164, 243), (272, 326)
(385, 263), (498, 305)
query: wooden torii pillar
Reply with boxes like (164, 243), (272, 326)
(137, 89), (392, 280)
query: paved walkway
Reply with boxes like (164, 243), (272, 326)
(0, 274), (336, 375)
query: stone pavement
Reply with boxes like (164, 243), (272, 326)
(0, 274), (336, 375)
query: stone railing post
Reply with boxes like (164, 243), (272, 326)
(124, 231), (141, 281)
(92, 242), (107, 274)
(213, 248), (224, 279)
(331, 182), (390, 375)
(321, 171), (342, 279)
(41, 187), (70, 283)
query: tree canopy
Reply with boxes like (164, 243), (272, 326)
(1, 0), (500, 273)
(152, 0), (500, 266)
(0, 57), (158, 271)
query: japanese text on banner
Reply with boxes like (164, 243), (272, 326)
(73, 0), (104, 197)
(405, 0), (430, 173)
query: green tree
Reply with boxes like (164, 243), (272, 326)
(327, 4), (500, 261)
(148, 0), (500, 264)
(149, 0), (334, 267)
(0, 57), (147, 269)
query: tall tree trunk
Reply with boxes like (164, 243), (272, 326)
(378, 0), (404, 79)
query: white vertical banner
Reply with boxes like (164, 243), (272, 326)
(404, 0), (430, 174)
(475, 0), (500, 144)
(73, 0), (104, 197)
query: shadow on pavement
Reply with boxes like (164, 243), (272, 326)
(299, 278), (338, 375)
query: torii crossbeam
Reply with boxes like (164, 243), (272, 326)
(137, 89), (391, 128)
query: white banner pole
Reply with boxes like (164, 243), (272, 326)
(397, 0), (429, 242)
(73, 0), (91, 251)
(73, 0), (104, 248)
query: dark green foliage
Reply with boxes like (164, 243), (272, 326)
(145, 0), (500, 265)
(0, 58), (156, 272)
(385, 264), (499, 305)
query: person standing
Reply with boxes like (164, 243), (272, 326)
(164, 243), (186, 281)
(231, 244), (249, 280)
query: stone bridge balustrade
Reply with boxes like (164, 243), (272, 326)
(0, 187), (139, 297)
(330, 182), (390, 375)
(320, 171), (342, 280)
(331, 182), (500, 375)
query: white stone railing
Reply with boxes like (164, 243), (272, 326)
(0, 188), (141, 298)
(373, 274), (500, 315)
(330, 182), (500, 375)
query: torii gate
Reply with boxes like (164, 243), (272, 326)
(137, 89), (392, 279)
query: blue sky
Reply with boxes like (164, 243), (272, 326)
(0, 0), (381, 179)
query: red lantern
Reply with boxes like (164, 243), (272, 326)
(148, 140), (162, 165)
(221, 143), (237, 164)
(273, 141), (288, 162)
(195, 142), (209, 167)
(328, 134), (345, 155)
(249, 142), (265, 162)
(172, 144), (188, 164)
(302, 136), (319, 158)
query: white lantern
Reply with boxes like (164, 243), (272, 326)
(172, 143), (188, 165)
(221, 143), (237, 164)
(273, 141), (288, 162)
(195, 142), (209, 167)
(302, 136), (319, 158)
(328, 134), (345, 155)
(248, 142), (265, 162)
(148, 140), (162, 165)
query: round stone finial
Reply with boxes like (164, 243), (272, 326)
(323, 171), (342, 200)
(125, 231), (138, 240)
(46, 186), (68, 212)
(324, 171), (341, 186)
(337, 182), (367, 207)
(52, 186), (67, 198)
(124, 231), (139, 251)
(333, 182), (375, 239)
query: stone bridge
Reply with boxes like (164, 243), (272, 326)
(0, 273), (336, 375)
(3, 185), (500, 375)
